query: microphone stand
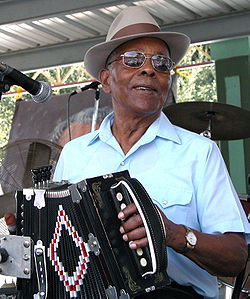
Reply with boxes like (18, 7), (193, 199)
(91, 86), (100, 132)
(67, 81), (101, 141)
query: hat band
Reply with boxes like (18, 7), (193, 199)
(110, 23), (160, 40)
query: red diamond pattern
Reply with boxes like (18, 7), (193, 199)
(48, 205), (90, 298)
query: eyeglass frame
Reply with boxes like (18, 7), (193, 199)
(106, 51), (175, 73)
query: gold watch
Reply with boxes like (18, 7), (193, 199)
(183, 225), (197, 252)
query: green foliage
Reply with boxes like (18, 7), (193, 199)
(176, 45), (217, 103)
(0, 95), (16, 148)
(177, 66), (217, 103)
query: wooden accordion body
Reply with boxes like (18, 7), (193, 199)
(16, 170), (170, 298)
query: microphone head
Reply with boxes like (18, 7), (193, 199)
(32, 81), (52, 103)
(80, 81), (100, 92)
(89, 81), (100, 89)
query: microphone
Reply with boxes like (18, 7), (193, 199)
(80, 81), (100, 91)
(70, 81), (100, 96)
(0, 62), (52, 103)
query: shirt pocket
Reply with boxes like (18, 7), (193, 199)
(151, 185), (193, 225)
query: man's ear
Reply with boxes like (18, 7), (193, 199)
(99, 69), (111, 94)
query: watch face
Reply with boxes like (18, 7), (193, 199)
(187, 231), (197, 246)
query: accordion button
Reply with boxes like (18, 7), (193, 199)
(136, 248), (143, 256)
(116, 192), (123, 201)
(140, 258), (147, 267)
(121, 203), (127, 210)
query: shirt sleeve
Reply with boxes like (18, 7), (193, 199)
(196, 141), (249, 235)
(53, 148), (65, 182)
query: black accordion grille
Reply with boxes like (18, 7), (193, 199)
(17, 192), (108, 299)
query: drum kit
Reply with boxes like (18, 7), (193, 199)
(163, 101), (250, 299)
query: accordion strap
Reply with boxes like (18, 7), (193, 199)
(112, 178), (168, 275)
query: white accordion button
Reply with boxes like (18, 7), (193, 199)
(136, 248), (143, 256)
(140, 258), (147, 267)
(120, 203), (126, 210)
(116, 192), (123, 201)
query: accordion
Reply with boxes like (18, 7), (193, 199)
(16, 170), (170, 298)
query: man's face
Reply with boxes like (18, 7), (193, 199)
(100, 37), (172, 118)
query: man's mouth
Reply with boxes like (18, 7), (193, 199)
(133, 85), (156, 91)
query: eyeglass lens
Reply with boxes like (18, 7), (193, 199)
(122, 51), (174, 72)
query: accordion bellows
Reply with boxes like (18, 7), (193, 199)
(16, 170), (170, 298)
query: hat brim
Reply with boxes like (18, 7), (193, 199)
(84, 31), (191, 80)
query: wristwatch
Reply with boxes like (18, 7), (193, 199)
(183, 225), (197, 252)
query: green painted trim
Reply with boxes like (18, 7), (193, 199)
(224, 75), (246, 193)
(210, 37), (250, 60)
(224, 76), (241, 107)
(228, 140), (246, 193)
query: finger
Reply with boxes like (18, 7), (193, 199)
(121, 214), (143, 233)
(122, 226), (146, 242)
(129, 237), (148, 249)
(118, 203), (137, 220)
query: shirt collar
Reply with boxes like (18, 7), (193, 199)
(87, 112), (114, 145)
(87, 111), (181, 146)
(157, 112), (181, 144)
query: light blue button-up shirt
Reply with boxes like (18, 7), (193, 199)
(54, 112), (249, 298)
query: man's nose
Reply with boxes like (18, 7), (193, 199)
(140, 58), (156, 77)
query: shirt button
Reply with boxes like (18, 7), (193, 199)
(163, 200), (168, 206)
(120, 161), (125, 166)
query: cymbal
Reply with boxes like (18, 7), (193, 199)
(163, 101), (250, 140)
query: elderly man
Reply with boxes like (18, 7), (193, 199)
(54, 6), (249, 299)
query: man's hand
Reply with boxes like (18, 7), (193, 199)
(117, 202), (248, 277)
(118, 203), (147, 249)
(117, 202), (175, 250)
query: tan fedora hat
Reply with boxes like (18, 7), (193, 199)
(84, 6), (191, 80)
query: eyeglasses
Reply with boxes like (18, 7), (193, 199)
(107, 51), (175, 73)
